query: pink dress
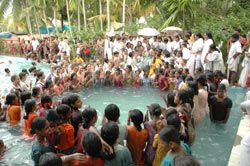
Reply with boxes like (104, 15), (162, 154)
(77, 127), (90, 153)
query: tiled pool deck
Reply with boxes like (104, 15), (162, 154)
(228, 115), (250, 166)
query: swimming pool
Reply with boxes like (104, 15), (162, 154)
(0, 56), (246, 166)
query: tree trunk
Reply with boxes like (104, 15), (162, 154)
(66, 0), (73, 38)
(122, 0), (125, 31)
(99, 0), (103, 31)
(33, 5), (40, 35)
(107, 0), (110, 31)
(61, 14), (64, 31)
(54, 7), (59, 36)
(25, 0), (33, 34)
(78, 0), (81, 31)
(43, 8), (50, 35)
(81, 0), (87, 31)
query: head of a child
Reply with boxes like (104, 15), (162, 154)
(159, 125), (180, 150)
(56, 104), (71, 121)
(4, 68), (10, 75)
(39, 152), (62, 166)
(11, 75), (20, 85)
(82, 132), (102, 158)
(46, 109), (60, 128)
(32, 87), (42, 99)
(130, 109), (143, 131)
(101, 121), (118, 160)
(67, 94), (82, 109)
(104, 104), (120, 122)
(167, 91), (177, 107)
(23, 99), (37, 120)
(30, 117), (49, 137)
(174, 90), (189, 105)
(5, 93), (18, 105)
(147, 103), (162, 120)
(20, 91), (32, 106)
(41, 94), (52, 109)
(166, 114), (181, 131)
(217, 84), (227, 99)
(82, 107), (98, 129)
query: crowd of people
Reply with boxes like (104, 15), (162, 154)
(1, 27), (250, 166)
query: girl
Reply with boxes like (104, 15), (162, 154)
(32, 87), (42, 103)
(144, 103), (162, 165)
(5, 93), (21, 126)
(35, 71), (46, 92)
(127, 109), (149, 165)
(77, 107), (98, 153)
(65, 94), (83, 137)
(72, 132), (105, 166)
(158, 68), (168, 91)
(69, 73), (82, 91)
(112, 67), (123, 87)
(23, 99), (38, 137)
(30, 117), (87, 166)
(53, 77), (64, 96)
(124, 65), (134, 87)
(39, 94), (52, 117)
(133, 70), (142, 88)
(159, 125), (191, 166)
(43, 80), (56, 96)
(56, 104), (75, 155)
(208, 84), (232, 123)
(101, 122), (133, 166)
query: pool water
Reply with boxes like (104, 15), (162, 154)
(0, 56), (246, 166)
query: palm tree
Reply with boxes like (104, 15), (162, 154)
(82, 0), (87, 31)
(106, 0), (110, 31)
(99, 0), (103, 31)
(122, 0), (125, 31)
(65, 0), (73, 38)
(161, 0), (202, 30)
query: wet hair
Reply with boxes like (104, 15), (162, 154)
(28, 66), (36, 73)
(148, 103), (162, 117)
(56, 104), (71, 118)
(187, 81), (199, 95)
(23, 99), (36, 120)
(32, 87), (41, 97)
(165, 108), (179, 118)
(101, 121), (119, 160)
(61, 96), (69, 105)
(5, 93), (17, 105)
(44, 80), (53, 90)
(217, 84), (226, 91)
(66, 94), (80, 109)
(167, 114), (181, 131)
(46, 109), (59, 122)
(130, 109), (143, 131)
(176, 90), (191, 104)
(39, 152), (63, 166)
(82, 132), (102, 158)
(173, 155), (201, 166)
(104, 104), (120, 122)
(4, 68), (10, 73)
(20, 91), (32, 106)
(41, 94), (52, 108)
(10, 75), (18, 82)
(82, 107), (97, 129)
(167, 92), (177, 107)
(159, 125), (180, 144)
(30, 117), (47, 135)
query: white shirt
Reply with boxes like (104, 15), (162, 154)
(227, 40), (242, 65)
(240, 131), (250, 166)
(31, 39), (39, 51)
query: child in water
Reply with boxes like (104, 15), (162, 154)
(23, 99), (38, 137)
(5, 93), (21, 126)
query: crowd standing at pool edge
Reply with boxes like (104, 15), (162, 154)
(1, 27), (250, 166)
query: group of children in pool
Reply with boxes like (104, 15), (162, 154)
(0, 55), (233, 166)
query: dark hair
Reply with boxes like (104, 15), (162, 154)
(82, 107), (97, 129)
(30, 117), (47, 135)
(104, 104), (120, 122)
(41, 94), (52, 108)
(167, 92), (177, 107)
(56, 104), (71, 118)
(173, 155), (200, 166)
(44, 80), (53, 90)
(66, 94), (80, 109)
(10, 75), (18, 82)
(5, 93), (17, 105)
(167, 114), (181, 131)
(36, 71), (44, 83)
(148, 103), (162, 117)
(165, 108), (179, 118)
(209, 44), (220, 52)
(130, 109), (143, 131)
(32, 87), (41, 97)
(187, 81), (199, 95)
(159, 125), (180, 144)
(54, 77), (61, 85)
(21, 91), (32, 106)
(23, 99), (36, 120)
(176, 90), (190, 104)
(196, 74), (208, 89)
(185, 76), (193, 82)
(217, 84), (227, 91)
(38, 152), (62, 166)
(61, 96), (69, 105)
(70, 73), (77, 81)
(46, 109), (59, 122)
(101, 122), (119, 160)
(4, 68), (10, 73)
(82, 132), (102, 158)
(19, 72), (27, 80)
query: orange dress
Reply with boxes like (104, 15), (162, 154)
(8, 105), (21, 126)
(71, 155), (104, 166)
(57, 123), (75, 151)
(126, 125), (149, 165)
(24, 113), (38, 137)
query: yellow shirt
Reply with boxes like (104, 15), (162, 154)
(153, 134), (169, 166)
(74, 57), (84, 64)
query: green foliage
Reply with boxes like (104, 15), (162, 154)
(0, 38), (6, 54)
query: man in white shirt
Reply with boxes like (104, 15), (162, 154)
(227, 34), (242, 86)
(31, 38), (39, 52)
